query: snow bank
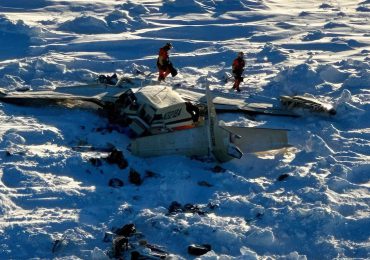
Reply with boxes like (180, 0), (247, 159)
(59, 15), (110, 34)
(105, 10), (133, 28)
(0, 15), (33, 35)
(317, 64), (349, 84)
(265, 58), (369, 96)
(0, 14), (47, 40)
(0, 75), (27, 91)
(256, 43), (288, 64)
(162, 0), (206, 13)
(343, 70), (370, 89)
(0, 56), (104, 90)
(324, 22), (348, 29)
(105, 9), (147, 32)
(304, 133), (335, 155)
(161, 0), (267, 14)
(266, 63), (324, 95)
(239, 246), (258, 259)
(302, 30), (326, 41)
(336, 59), (370, 89)
(59, 8), (149, 34)
(211, 0), (268, 11)
(319, 3), (335, 9)
(0, 0), (49, 9)
(136, 209), (251, 255)
(0, 57), (68, 90)
(0, 15), (47, 59)
(356, 1), (370, 12)
(116, 1), (153, 15)
(0, 192), (19, 215)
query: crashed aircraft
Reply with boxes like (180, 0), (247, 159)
(0, 80), (291, 162)
(129, 85), (290, 162)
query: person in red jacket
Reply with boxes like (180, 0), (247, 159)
(157, 42), (177, 81)
(231, 52), (245, 92)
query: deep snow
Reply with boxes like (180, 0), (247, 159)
(0, 0), (369, 259)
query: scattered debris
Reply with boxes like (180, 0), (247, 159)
(108, 178), (124, 188)
(95, 124), (127, 134)
(72, 145), (115, 152)
(130, 251), (141, 260)
(75, 145), (128, 170)
(105, 149), (128, 169)
(129, 168), (142, 185)
(168, 201), (206, 215)
(246, 212), (265, 223)
(212, 165), (226, 173)
(207, 202), (219, 210)
(184, 204), (205, 215)
(115, 223), (136, 237)
(97, 73), (118, 85)
(103, 231), (115, 243)
(188, 244), (212, 256)
(113, 236), (129, 258)
(131, 247), (167, 260)
(198, 180), (213, 187)
(145, 170), (158, 178)
(168, 201), (182, 214)
(52, 238), (66, 254)
(277, 173), (289, 181)
(131, 243), (169, 259)
(319, 3), (334, 9)
(89, 157), (103, 167)
(146, 243), (169, 257)
(1, 149), (25, 156)
(109, 223), (170, 259)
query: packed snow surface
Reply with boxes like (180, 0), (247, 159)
(0, 0), (369, 259)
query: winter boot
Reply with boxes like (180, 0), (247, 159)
(158, 75), (165, 82)
(233, 79), (241, 92)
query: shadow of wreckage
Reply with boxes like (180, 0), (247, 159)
(0, 79), (335, 162)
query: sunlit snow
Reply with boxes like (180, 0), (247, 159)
(0, 0), (369, 259)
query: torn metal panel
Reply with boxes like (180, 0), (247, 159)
(280, 95), (336, 115)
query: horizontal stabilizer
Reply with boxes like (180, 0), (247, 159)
(222, 126), (290, 153)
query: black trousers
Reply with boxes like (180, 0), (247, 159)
(232, 69), (244, 81)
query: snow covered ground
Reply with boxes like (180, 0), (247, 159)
(0, 0), (369, 259)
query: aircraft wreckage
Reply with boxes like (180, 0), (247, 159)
(0, 77), (335, 162)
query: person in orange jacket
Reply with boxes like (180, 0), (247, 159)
(231, 52), (245, 92)
(157, 42), (177, 81)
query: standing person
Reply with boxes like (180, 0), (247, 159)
(231, 52), (245, 92)
(157, 42), (177, 81)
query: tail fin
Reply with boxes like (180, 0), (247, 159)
(205, 82), (216, 157)
(205, 82), (243, 162)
